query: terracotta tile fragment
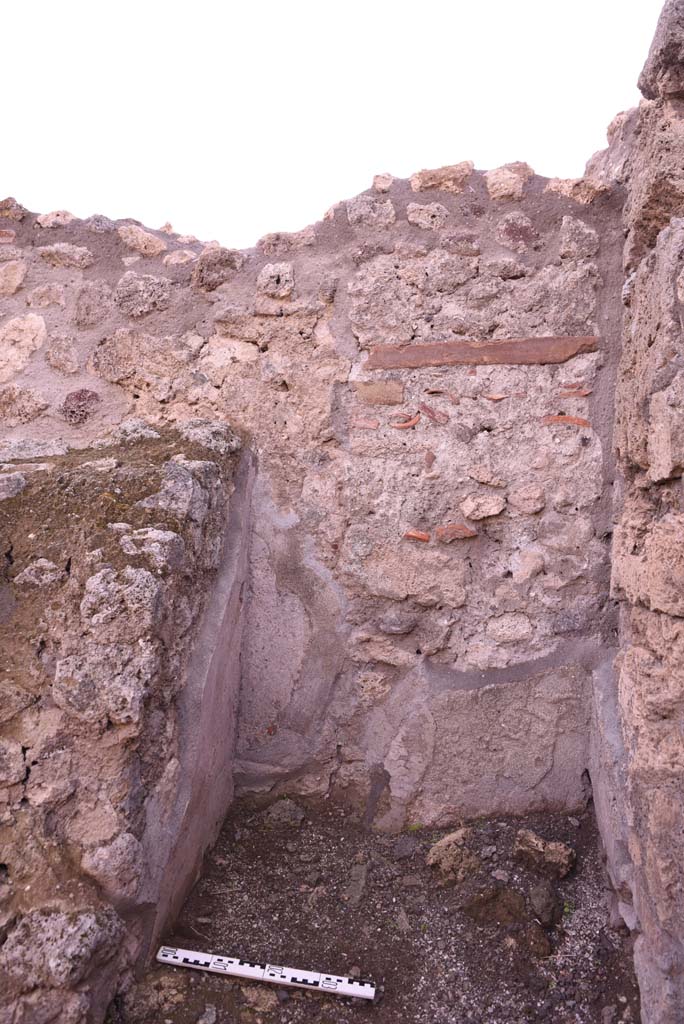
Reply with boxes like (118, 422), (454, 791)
(435, 523), (478, 542)
(365, 336), (600, 371)
(419, 402), (450, 424)
(391, 412), (421, 429)
(354, 380), (404, 405)
(542, 414), (591, 428)
(404, 529), (431, 542)
(424, 450), (437, 468)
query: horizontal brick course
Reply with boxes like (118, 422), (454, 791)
(365, 336), (600, 371)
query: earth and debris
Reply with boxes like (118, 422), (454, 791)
(112, 801), (640, 1024)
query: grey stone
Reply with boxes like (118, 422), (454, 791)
(262, 799), (305, 827)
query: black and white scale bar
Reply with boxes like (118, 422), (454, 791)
(157, 945), (376, 1000)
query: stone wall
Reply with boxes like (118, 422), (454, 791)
(0, 168), (622, 830)
(601, 2), (684, 1020)
(0, 426), (252, 1021)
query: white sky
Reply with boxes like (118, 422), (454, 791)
(4, 0), (663, 250)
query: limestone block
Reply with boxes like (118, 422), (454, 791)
(53, 644), (158, 727)
(373, 173), (393, 192)
(0, 259), (27, 296)
(346, 195), (396, 228)
(544, 177), (609, 204)
(647, 373), (684, 480)
(559, 216), (600, 259)
(192, 246), (243, 291)
(114, 271), (171, 317)
(484, 162), (534, 200)
(257, 262), (294, 298)
(0, 738), (25, 786)
(36, 210), (76, 227)
(92, 327), (197, 392)
(73, 280), (114, 326)
(81, 832), (144, 900)
(118, 528), (186, 571)
(13, 558), (63, 587)
(46, 336), (79, 374)
(623, 103), (684, 264)
(28, 282), (66, 308)
(0, 197), (26, 220)
(613, 511), (684, 617)
(0, 909), (124, 989)
(406, 202), (449, 230)
(410, 161), (473, 193)
(460, 492), (506, 519)
(38, 243), (94, 268)
(163, 248), (197, 265)
(508, 483), (546, 513)
(496, 211), (539, 253)
(0, 384), (48, 426)
(117, 223), (168, 256)
(0, 314), (47, 382)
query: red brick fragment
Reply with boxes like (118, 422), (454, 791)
(391, 412), (421, 429)
(0, 229), (15, 243)
(557, 387), (592, 397)
(419, 402), (450, 424)
(435, 523), (478, 542)
(542, 414), (591, 428)
(365, 336), (600, 371)
(404, 529), (431, 543)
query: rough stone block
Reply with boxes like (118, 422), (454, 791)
(409, 161), (473, 193)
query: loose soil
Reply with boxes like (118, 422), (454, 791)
(111, 802), (640, 1024)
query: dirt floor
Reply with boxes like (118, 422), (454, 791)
(111, 801), (641, 1024)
